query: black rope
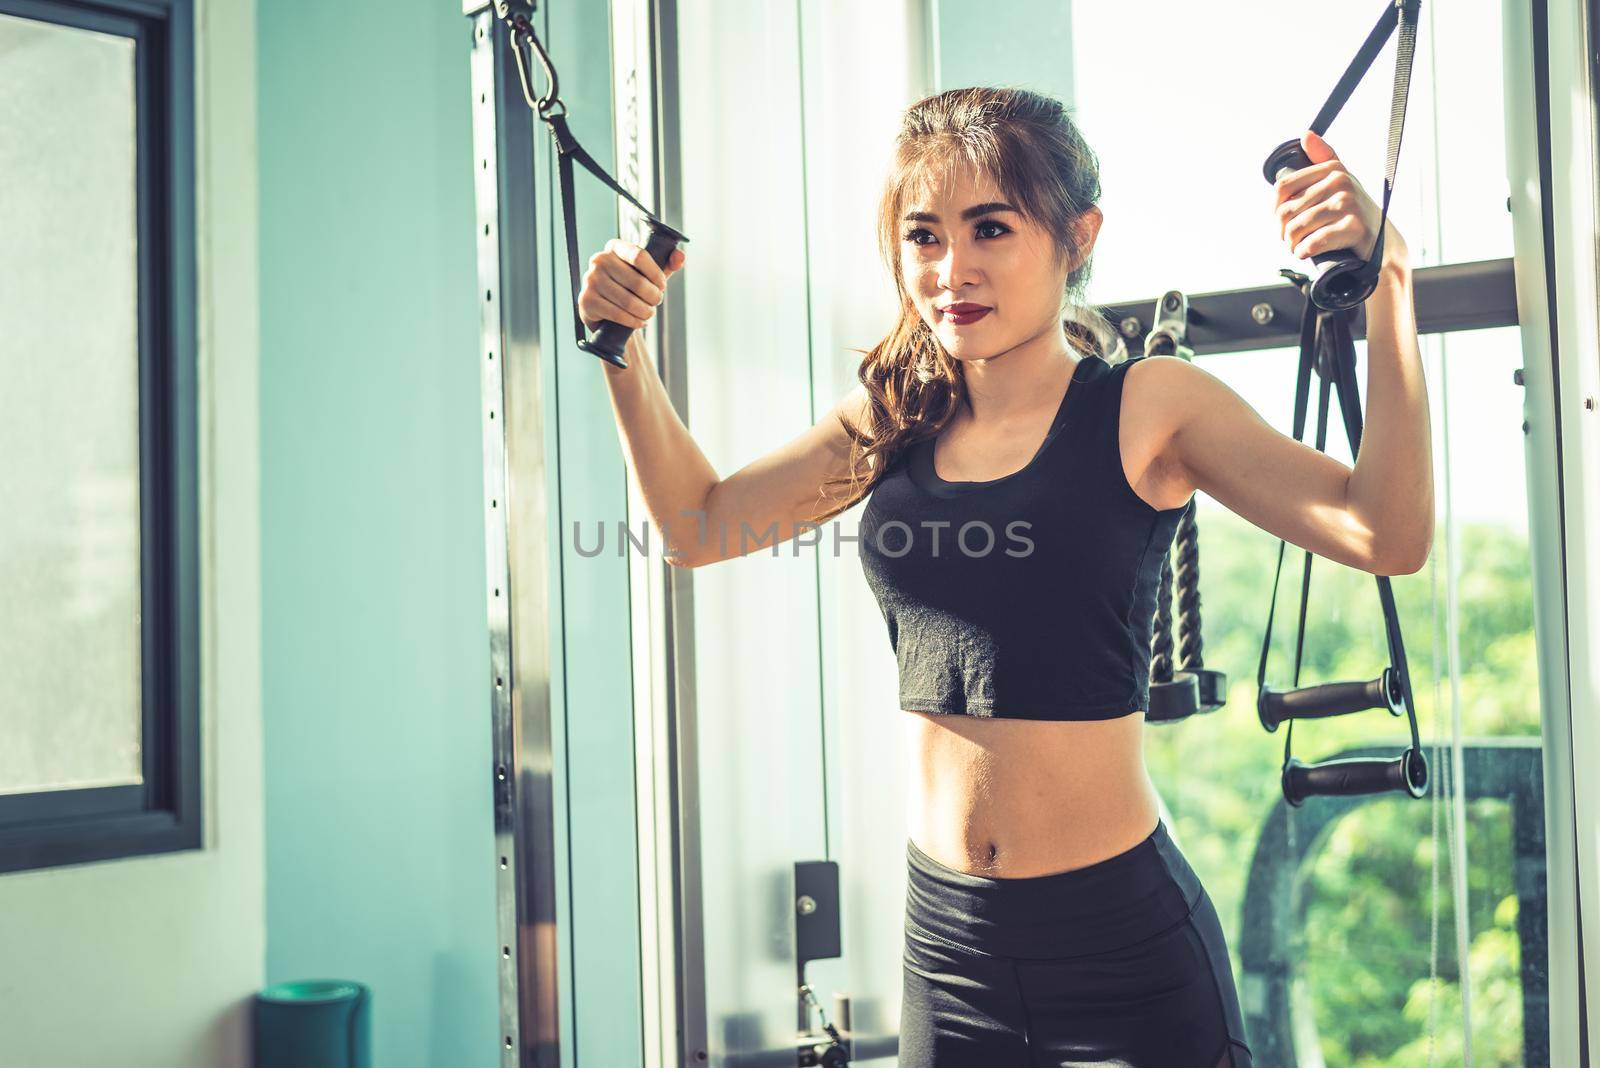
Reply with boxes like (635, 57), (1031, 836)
(1151, 553), (1176, 684)
(1172, 501), (1204, 672)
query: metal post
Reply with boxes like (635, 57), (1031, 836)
(467, 7), (562, 1065)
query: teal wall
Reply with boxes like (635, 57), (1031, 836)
(257, 2), (498, 1065)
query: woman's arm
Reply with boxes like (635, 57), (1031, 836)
(1133, 253), (1433, 577)
(1344, 255), (1434, 571)
(1132, 130), (1434, 577)
(584, 239), (872, 569)
(601, 336), (872, 568)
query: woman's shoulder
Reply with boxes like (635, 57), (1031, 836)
(1113, 354), (1218, 447)
(1117, 352), (1213, 391)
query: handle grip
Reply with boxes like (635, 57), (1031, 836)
(580, 222), (683, 368)
(1282, 747), (1429, 807)
(1262, 138), (1377, 311)
(1258, 667), (1402, 733)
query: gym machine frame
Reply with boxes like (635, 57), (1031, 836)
(461, 0), (1527, 1061)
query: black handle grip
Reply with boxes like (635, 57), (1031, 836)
(1258, 667), (1402, 732)
(1262, 138), (1377, 311)
(1282, 747), (1429, 807)
(580, 222), (684, 368)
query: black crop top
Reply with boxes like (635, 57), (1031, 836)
(857, 354), (1192, 721)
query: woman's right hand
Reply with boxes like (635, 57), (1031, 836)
(579, 238), (688, 334)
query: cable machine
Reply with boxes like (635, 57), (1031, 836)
(460, 0), (1562, 1063)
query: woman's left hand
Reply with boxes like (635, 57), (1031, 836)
(1274, 130), (1410, 273)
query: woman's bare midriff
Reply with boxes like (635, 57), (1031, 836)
(905, 708), (1162, 878)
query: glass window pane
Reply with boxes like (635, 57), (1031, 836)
(936, 0), (1515, 300)
(659, 0), (1542, 1060)
(0, 14), (144, 796)
(669, 3), (926, 1058)
(929, 0), (1541, 1058)
(1146, 327), (1545, 1063)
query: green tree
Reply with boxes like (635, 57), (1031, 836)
(1146, 511), (1542, 1065)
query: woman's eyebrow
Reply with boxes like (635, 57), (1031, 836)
(902, 201), (1018, 223)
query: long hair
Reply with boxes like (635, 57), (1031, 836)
(812, 86), (1114, 523)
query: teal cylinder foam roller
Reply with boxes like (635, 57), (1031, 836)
(254, 980), (371, 1068)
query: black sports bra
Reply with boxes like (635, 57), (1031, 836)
(857, 354), (1192, 721)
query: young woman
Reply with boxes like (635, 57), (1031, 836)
(581, 86), (1432, 1068)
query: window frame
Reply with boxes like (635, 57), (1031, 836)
(0, 0), (199, 875)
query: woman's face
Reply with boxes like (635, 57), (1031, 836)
(899, 164), (1101, 361)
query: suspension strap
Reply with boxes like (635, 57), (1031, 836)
(1254, 270), (1428, 805)
(494, 2), (688, 368)
(1261, 0), (1420, 311)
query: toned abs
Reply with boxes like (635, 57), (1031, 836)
(905, 710), (1163, 878)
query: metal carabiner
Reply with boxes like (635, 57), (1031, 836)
(490, 3), (564, 117)
(486, 0), (688, 369)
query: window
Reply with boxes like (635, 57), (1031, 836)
(0, 0), (199, 874)
(1034, 0), (1548, 1059)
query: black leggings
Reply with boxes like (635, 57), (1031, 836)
(900, 819), (1253, 1067)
